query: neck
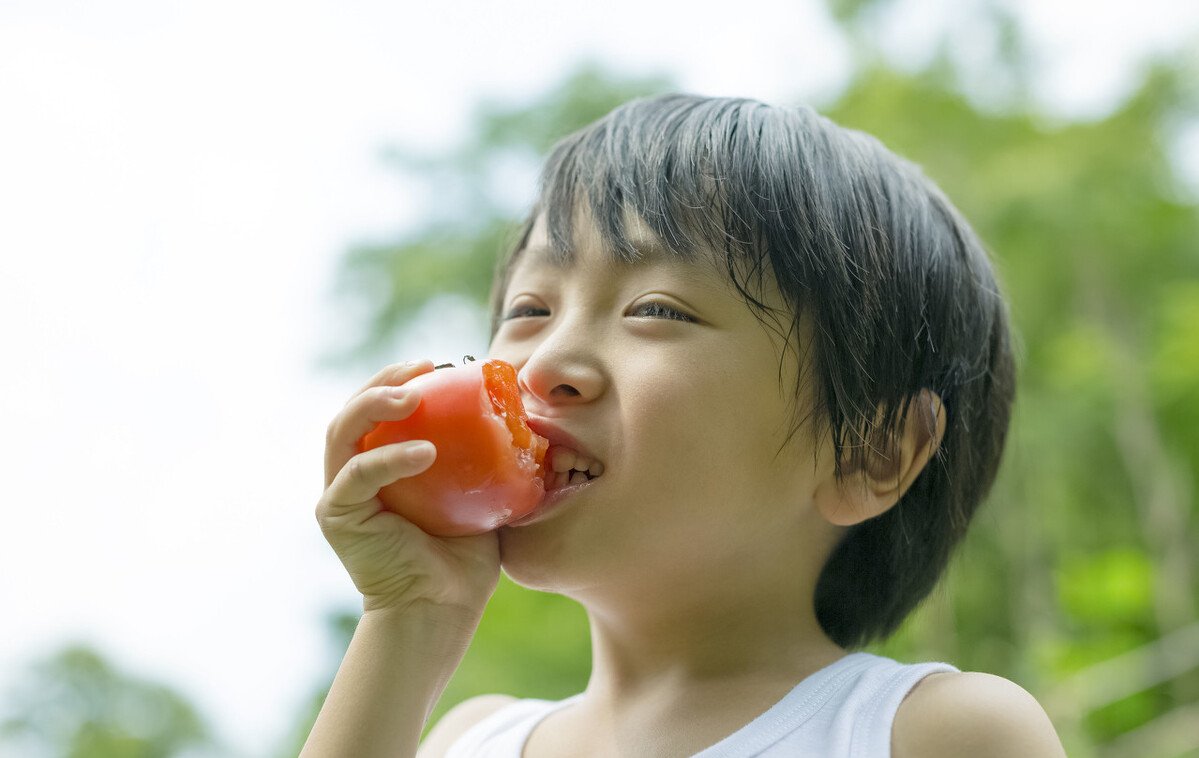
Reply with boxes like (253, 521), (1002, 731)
(568, 531), (846, 716)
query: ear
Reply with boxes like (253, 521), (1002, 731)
(813, 389), (947, 528)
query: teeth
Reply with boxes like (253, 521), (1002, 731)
(548, 445), (602, 479)
(551, 448), (577, 473)
(543, 464), (602, 491)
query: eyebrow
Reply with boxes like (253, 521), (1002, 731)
(520, 238), (677, 268)
(514, 239), (729, 300)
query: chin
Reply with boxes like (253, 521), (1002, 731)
(496, 520), (572, 592)
(498, 512), (623, 597)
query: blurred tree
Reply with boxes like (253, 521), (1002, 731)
(817, 7), (1199, 758)
(318, 62), (674, 372)
(832, 60), (1199, 756)
(0, 644), (214, 758)
(311, 7), (1199, 757)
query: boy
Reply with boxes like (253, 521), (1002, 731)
(305, 95), (1067, 757)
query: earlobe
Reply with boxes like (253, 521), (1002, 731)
(814, 389), (947, 528)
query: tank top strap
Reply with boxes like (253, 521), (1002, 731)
(847, 659), (958, 758)
(444, 693), (584, 758)
(697, 653), (959, 757)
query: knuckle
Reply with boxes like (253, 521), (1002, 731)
(347, 452), (388, 492)
(314, 499), (336, 531)
(346, 455), (369, 489)
(325, 415), (343, 446)
(381, 363), (409, 384)
(376, 384), (399, 401)
(315, 509), (347, 536)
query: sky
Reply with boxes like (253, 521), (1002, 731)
(1, 0), (1196, 755)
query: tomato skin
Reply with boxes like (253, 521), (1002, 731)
(357, 360), (548, 536)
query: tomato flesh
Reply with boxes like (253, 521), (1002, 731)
(357, 359), (549, 536)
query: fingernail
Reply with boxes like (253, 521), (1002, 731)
(408, 441), (435, 458)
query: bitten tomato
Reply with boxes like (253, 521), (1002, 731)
(357, 358), (549, 536)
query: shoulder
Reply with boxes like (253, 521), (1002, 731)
(891, 671), (1066, 758)
(416, 694), (519, 758)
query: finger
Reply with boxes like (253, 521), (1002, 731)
(320, 440), (437, 518)
(326, 360), (435, 485)
(325, 384), (424, 486)
(347, 358), (435, 403)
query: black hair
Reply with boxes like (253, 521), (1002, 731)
(486, 94), (1016, 649)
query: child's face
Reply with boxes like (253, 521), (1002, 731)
(489, 205), (839, 599)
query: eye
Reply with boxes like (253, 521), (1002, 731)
(501, 301), (696, 322)
(632, 301), (695, 322)
(501, 304), (549, 320)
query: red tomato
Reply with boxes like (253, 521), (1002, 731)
(357, 358), (549, 536)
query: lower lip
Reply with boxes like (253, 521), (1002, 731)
(506, 476), (599, 527)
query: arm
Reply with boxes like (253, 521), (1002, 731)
(300, 604), (481, 758)
(892, 671), (1067, 758)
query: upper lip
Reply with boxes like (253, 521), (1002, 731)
(524, 416), (603, 464)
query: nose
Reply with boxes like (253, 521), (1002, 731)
(515, 337), (605, 410)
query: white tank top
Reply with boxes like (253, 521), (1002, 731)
(444, 652), (958, 757)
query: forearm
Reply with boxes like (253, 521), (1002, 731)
(300, 604), (480, 758)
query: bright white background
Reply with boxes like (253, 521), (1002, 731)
(1, 0), (1196, 754)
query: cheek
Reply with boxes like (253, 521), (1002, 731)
(618, 367), (778, 511)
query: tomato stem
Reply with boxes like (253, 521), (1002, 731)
(434, 354), (477, 370)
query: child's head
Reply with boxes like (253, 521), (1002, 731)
(486, 94), (1016, 649)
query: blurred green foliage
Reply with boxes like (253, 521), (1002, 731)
(0, 645), (213, 758)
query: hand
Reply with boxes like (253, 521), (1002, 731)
(316, 359), (501, 615)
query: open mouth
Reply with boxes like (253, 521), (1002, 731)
(542, 445), (605, 491)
